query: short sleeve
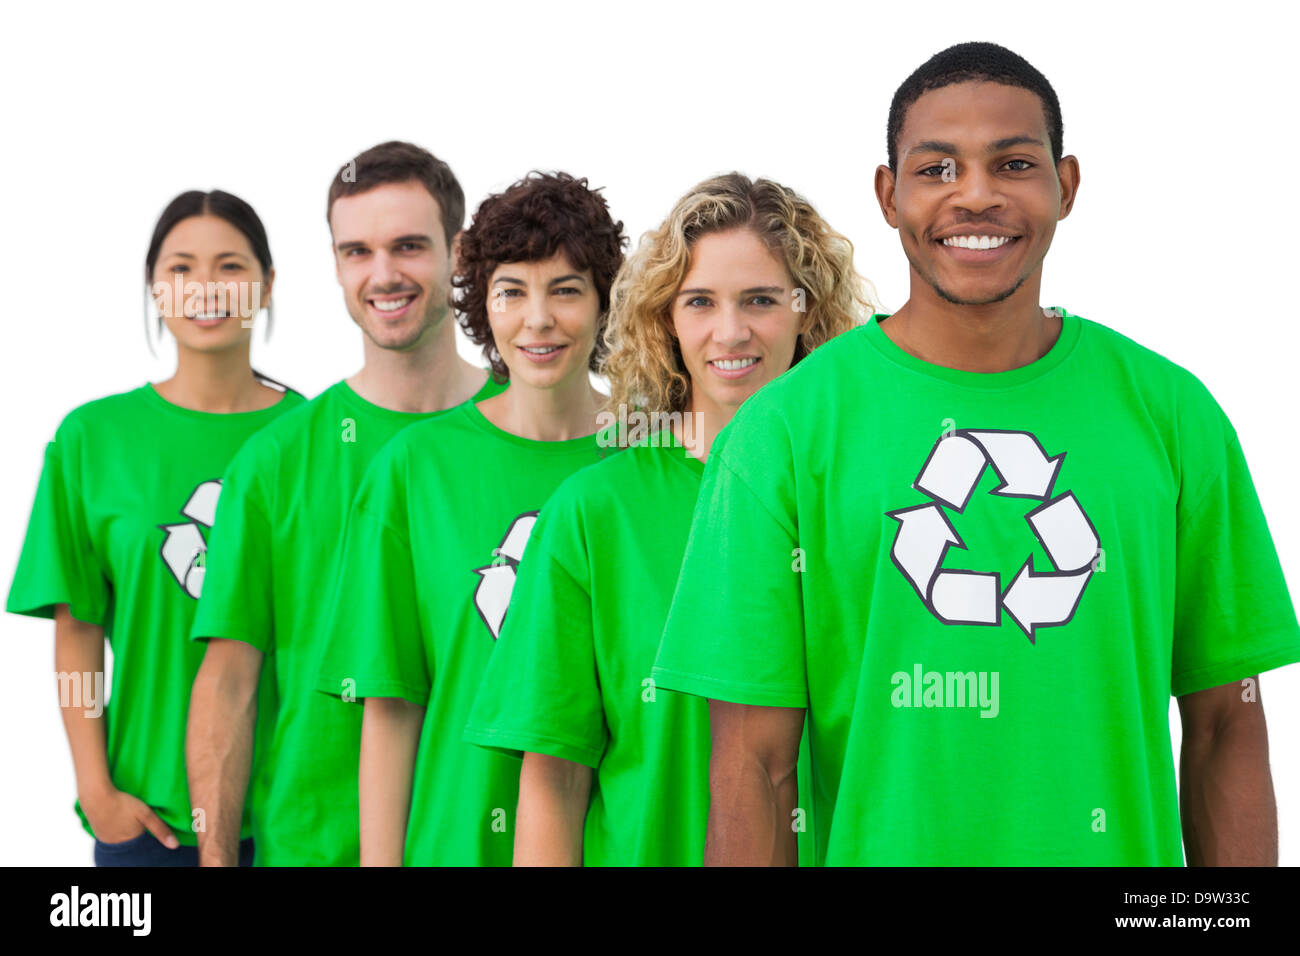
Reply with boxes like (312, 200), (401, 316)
(464, 494), (607, 767)
(315, 447), (430, 706)
(1171, 432), (1300, 696)
(190, 439), (276, 651)
(652, 408), (808, 707)
(7, 426), (111, 625)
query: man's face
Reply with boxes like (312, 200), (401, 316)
(877, 81), (1078, 307)
(330, 179), (454, 350)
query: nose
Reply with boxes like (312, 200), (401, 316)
(369, 249), (407, 293)
(712, 300), (751, 348)
(950, 163), (1004, 217)
(522, 291), (556, 331)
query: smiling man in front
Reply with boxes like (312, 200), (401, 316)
(652, 42), (1300, 866)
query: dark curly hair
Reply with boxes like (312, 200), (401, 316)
(454, 171), (627, 382)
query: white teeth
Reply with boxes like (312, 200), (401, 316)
(188, 313), (225, 320)
(942, 235), (1012, 249)
(521, 345), (561, 354)
(372, 296), (413, 312)
(712, 357), (758, 371)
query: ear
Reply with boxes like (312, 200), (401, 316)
(1056, 154), (1082, 221)
(449, 230), (463, 268)
(874, 164), (899, 228)
(332, 239), (343, 285)
(261, 265), (276, 312)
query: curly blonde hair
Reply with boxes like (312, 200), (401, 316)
(601, 172), (878, 416)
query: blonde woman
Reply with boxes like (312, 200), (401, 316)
(465, 172), (877, 865)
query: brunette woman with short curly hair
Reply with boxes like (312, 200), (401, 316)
(454, 170), (626, 384)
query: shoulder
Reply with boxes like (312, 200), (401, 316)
(1074, 314), (1230, 429)
(543, 439), (654, 514)
(54, 385), (151, 436)
(727, 324), (871, 440)
(377, 403), (479, 465)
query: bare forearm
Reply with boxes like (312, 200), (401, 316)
(186, 654), (258, 866)
(514, 752), (590, 866)
(53, 608), (112, 800)
(704, 755), (798, 866)
(1180, 717), (1278, 866)
(359, 697), (423, 867)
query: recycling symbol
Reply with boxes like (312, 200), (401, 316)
(158, 480), (222, 599)
(472, 511), (538, 640)
(886, 429), (1100, 643)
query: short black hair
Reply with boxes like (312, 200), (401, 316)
(887, 42), (1063, 172)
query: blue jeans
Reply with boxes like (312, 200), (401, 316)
(94, 830), (255, 867)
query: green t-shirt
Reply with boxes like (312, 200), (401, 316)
(465, 430), (818, 865)
(189, 376), (501, 866)
(315, 401), (611, 866)
(653, 310), (1300, 866)
(7, 383), (304, 845)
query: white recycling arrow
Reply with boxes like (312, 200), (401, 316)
(472, 511), (540, 641)
(886, 503), (963, 603)
(160, 521), (208, 599)
(914, 429), (1064, 512)
(1026, 492), (1098, 573)
(473, 564), (517, 640)
(931, 570), (1001, 625)
(916, 434), (988, 511)
(1002, 558), (1092, 642)
(183, 481), (222, 527)
(964, 430), (1064, 500)
(158, 479), (223, 599)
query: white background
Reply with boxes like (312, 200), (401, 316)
(1, 0), (1297, 866)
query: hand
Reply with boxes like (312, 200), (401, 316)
(81, 786), (179, 849)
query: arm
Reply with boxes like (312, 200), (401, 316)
(54, 605), (178, 847)
(1177, 675), (1278, 866)
(186, 637), (262, 866)
(704, 700), (805, 866)
(359, 696), (424, 866)
(513, 752), (591, 866)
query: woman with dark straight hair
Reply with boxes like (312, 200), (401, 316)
(7, 189), (303, 866)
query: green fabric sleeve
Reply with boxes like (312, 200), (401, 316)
(653, 417), (808, 708)
(189, 441), (276, 652)
(315, 446), (431, 706)
(7, 422), (111, 625)
(1171, 431), (1300, 696)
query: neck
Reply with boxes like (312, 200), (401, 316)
(155, 342), (274, 413)
(348, 318), (486, 413)
(483, 373), (601, 441)
(676, 386), (736, 465)
(884, 272), (1060, 373)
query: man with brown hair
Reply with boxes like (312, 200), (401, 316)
(185, 141), (502, 866)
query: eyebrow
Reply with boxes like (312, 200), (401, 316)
(906, 135), (1046, 158)
(677, 285), (787, 297)
(334, 233), (432, 252)
(491, 274), (589, 287)
(162, 251), (251, 260)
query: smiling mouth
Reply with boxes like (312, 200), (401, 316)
(519, 344), (566, 355)
(939, 234), (1019, 250)
(370, 295), (415, 312)
(186, 312), (228, 321)
(710, 357), (759, 371)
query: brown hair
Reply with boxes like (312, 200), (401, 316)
(453, 171), (627, 382)
(326, 140), (465, 245)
